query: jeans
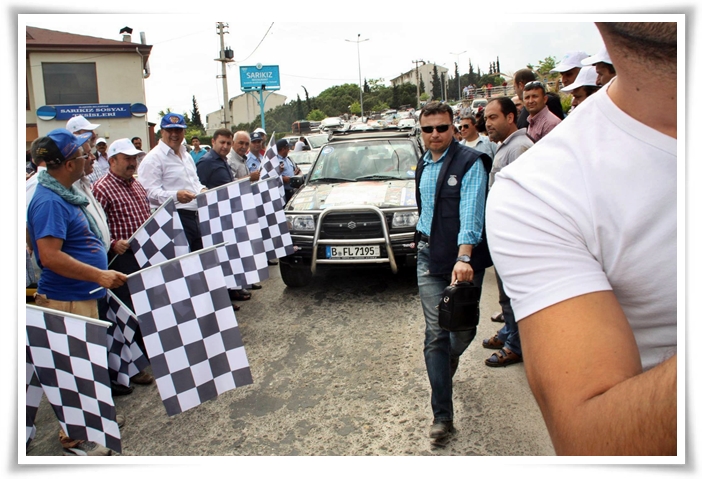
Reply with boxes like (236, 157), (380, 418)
(417, 241), (485, 422)
(494, 271), (521, 356)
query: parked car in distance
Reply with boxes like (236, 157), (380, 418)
(282, 133), (330, 152)
(470, 98), (488, 115)
(280, 129), (423, 287)
(397, 118), (416, 130)
(320, 117), (344, 132)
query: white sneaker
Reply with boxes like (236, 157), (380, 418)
(63, 440), (112, 456)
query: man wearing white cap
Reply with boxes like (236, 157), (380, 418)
(550, 51), (589, 88)
(92, 139), (155, 387)
(581, 46), (617, 86)
(253, 127), (267, 155)
(561, 66), (601, 110)
(66, 115), (100, 149)
(86, 137), (110, 184)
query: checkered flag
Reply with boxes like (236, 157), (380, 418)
(26, 346), (43, 445)
(127, 246), (253, 417)
(197, 179), (269, 287)
(26, 305), (121, 453)
(251, 176), (294, 260)
(259, 132), (278, 180)
(130, 197), (190, 268)
(105, 290), (149, 387)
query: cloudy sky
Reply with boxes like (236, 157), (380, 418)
(19, 10), (647, 126)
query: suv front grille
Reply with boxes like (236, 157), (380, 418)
(320, 212), (386, 239)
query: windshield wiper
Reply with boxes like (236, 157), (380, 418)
(355, 175), (399, 181)
(309, 177), (357, 183)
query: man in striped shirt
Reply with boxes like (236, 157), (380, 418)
(92, 138), (155, 386)
(415, 101), (492, 445)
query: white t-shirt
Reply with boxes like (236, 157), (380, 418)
(486, 85), (677, 371)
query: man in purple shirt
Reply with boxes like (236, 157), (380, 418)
(524, 81), (562, 142)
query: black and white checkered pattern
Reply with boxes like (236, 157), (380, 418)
(127, 247), (253, 417)
(258, 133), (286, 199)
(251, 176), (294, 260)
(197, 179), (269, 287)
(26, 345), (43, 445)
(105, 290), (149, 387)
(25, 305), (121, 453)
(130, 197), (190, 268)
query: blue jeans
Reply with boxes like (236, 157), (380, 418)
(494, 271), (521, 356)
(417, 241), (485, 422)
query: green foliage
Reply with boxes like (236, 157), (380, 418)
(307, 109), (326, 121)
(560, 93), (572, 113)
(528, 56), (560, 83)
(420, 92), (430, 101)
(431, 65), (442, 100)
(372, 101), (390, 113)
(191, 96), (204, 129)
(349, 101), (361, 115)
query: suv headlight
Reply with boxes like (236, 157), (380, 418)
(287, 214), (316, 232)
(392, 211), (419, 228)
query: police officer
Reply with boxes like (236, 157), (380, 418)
(275, 139), (301, 203)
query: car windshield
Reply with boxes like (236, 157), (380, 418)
(306, 134), (329, 149)
(308, 140), (418, 183)
(288, 150), (317, 165)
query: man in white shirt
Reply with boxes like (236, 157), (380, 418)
(458, 115), (496, 159)
(486, 22), (677, 455)
(137, 113), (207, 251)
(86, 137), (110, 184)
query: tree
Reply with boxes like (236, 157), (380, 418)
(431, 64), (442, 100)
(349, 101), (361, 115)
(191, 95), (203, 129)
(307, 109), (326, 121)
(528, 56), (559, 83)
(296, 94), (305, 121)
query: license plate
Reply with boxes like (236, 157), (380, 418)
(326, 245), (380, 259)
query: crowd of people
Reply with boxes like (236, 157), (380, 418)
(417, 21), (676, 455)
(25, 21), (677, 457)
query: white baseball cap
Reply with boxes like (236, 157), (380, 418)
(253, 127), (266, 135)
(551, 51), (590, 73)
(96, 137), (107, 145)
(108, 138), (147, 159)
(581, 46), (612, 66)
(561, 66), (599, 92)
(66, 115), (100, 133)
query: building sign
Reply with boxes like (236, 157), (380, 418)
(36, 103), (149, 120)
(239, 64), (280, 91)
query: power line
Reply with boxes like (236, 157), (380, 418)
(237, 23), (274, 63)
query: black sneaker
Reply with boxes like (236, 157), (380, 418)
(111, 382), (134, 396)
(429, 420), (455, 439)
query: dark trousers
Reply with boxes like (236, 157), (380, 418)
(99, 249), (147, 357)
(177, 209), (203, 252)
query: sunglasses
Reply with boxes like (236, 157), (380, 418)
(420, 124), (451, 134)
(460, 124), (472, 129)
(524, 81), (545, 89)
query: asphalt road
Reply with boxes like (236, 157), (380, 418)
(25, 263), (554, 457)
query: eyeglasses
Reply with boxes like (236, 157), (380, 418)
(71, 154), (90, 161)
(460, 124), (472, 130)
(420, 124), (451, 134)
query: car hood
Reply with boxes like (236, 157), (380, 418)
(287, 180), (417, 211)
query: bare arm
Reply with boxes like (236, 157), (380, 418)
(519, 291), (677, 455)
(36, 237), (127, 289)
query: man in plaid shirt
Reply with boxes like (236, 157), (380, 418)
(92, 138), (155, 386)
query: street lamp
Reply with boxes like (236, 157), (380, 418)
(450, 50), (466, 100)
(346, 34), (369, 122)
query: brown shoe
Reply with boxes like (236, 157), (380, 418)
(485, 348), (523, 368)
(482, 334), (504, 350)
(132, 371), (154, 385)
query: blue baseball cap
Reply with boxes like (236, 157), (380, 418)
(31, 128), (92, 166)
(160, 113), (187, 129)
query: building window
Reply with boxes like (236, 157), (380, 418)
(42, 63), (98, 105)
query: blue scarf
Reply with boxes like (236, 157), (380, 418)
(36, 170), (104, 244)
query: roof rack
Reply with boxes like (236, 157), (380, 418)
(328, 128), (417, 142)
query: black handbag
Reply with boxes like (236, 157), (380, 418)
(438, 281), (481, 331)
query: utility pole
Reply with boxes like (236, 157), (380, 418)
(413, 60), (425, 110)
(215, 23), (234, 130)
(345, 34), (369, 121)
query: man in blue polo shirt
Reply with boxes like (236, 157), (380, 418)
(27, 128), (128, 456)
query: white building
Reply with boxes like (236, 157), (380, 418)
(390, 63), (449, 100)
(206, 91), (287, 135)
(25, 26), (153, 151)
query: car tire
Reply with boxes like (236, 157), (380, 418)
(280, 261), (313, 288)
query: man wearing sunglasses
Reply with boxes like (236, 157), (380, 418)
(486, 22), (677, 455)
(415, 102), (492, 445)
(459, 115), (496, 159)
(523, 81), (562, 142)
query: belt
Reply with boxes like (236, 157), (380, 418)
(419, 233), (430, 244)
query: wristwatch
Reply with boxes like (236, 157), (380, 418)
(456, 255), (471, 263)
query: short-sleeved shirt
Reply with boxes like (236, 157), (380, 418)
(246, 152), (262, 172)
(190, 148), (207, 164)
(27, 185), (107, 301)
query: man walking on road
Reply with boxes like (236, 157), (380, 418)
(414, 102), (491, 445)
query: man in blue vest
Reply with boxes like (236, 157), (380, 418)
(415, 101), (491, 445)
